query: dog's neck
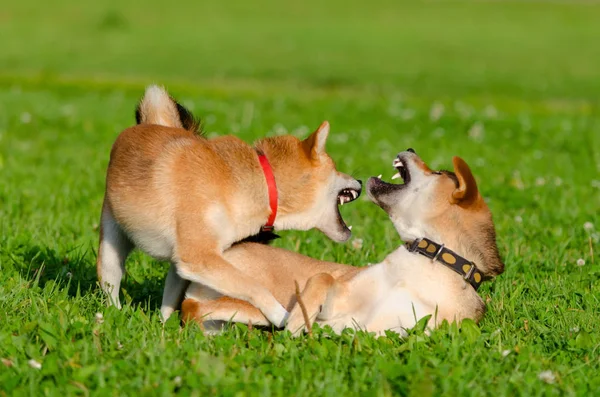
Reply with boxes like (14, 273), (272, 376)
(253, 140), (313, 220)
(384, 237), (485, 290)
(405, 238), (484, 290)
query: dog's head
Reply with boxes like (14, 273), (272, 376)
(256, 122), (362, 242)
(367, 150), (504, 278)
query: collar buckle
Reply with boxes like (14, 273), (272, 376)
(260, 225), (275, 233)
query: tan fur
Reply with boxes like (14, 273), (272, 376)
(97, 86), (361, 326)
(183, 152), (504, 336)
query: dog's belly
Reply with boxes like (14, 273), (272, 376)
(317, 288), (430, 336)
(363, 289), (430, 335)
(128, 228), (175, 261)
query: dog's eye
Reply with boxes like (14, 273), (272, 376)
(432, 171), (442, 175)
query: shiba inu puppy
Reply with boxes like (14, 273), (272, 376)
(181, 150), (504, 335)
(97, 86), (362, 326)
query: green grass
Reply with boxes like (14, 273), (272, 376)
(1, 0), (599, 395)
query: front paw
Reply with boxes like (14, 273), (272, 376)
(285, 310), (308, 337)
(265, 303), (289, 328)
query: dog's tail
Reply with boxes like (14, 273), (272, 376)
(135, 85), (201, 133)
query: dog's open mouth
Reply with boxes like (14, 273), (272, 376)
(391, 156), (410, 184)
(334, 186), (361, 234)
(373, 154), (411, 186)
(366, 153), (412, 206)
(337, 188), (360, 206)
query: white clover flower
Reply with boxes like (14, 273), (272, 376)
(570, 326), (579, 333)
(272, 123), (288, 136)
(583, 222), (594, 232)
(429, 102), (445, 122)
(174, 376), (182, 387)
(292, 125), (310, 137)
(20, 112), (32, 124)
(514, 215), (523, 223)
(511, 171), (525, 190)
(535, 177), (546, 186)
(455, 101), (474, 119)
(28, 359), (42, 370)
(554, 177), (563, 186)
(483, 105), (498, 119)
(468, 122), (484, 142)
(501, 349), (511, 358)
(387, 103), (401, 117)
(538, 370), (556, 384)
(490, 328), (502, 337)
(95, 312), (104, 324)
(576, 259), (585, 267)
(432, 127), (445, 138)
(61, 104), (75, 116)
(352, 238), (363, 250)
(400, 109), (415, 121)
(332, 133), (349, 144)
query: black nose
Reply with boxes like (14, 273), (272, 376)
(407, 148), (416, 154)
(357, 179), (362, 186)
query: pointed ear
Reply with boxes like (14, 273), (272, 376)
(450, 156), (479, 204)
(302, 121), (330, 160)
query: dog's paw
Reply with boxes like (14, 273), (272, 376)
(160, 306), (176, 323)
(285, 324), (307, 337)
(264, 304), (289, 328)
(284, 311), (308, 336)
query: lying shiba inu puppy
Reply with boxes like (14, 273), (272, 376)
(97, 86), (362, 326)
(181, 150), (504, 335)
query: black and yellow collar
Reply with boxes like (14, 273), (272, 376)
(406, 238), (484, 291)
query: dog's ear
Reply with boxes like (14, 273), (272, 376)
(302, 121), (330, 160)
(450, 156), (479, 205)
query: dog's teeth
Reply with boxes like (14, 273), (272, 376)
(348, 225), (353, 230)
(350, 190), (358, 199)
(392, 172), (401, 180)
(377, 174), (382, 179)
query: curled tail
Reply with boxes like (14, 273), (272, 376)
(135, 85), (201, 133)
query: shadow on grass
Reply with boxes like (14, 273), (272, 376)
(11, 242), (166, 311)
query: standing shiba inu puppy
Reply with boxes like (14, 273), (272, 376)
(182, 150), (504, 335)
(97, 86), (362, 326)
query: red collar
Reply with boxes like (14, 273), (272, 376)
(257, 153), (278, 232)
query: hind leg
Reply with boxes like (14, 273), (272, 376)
(181, 297), (270, 331)
(97, 202), (133, 308)
(161, 264), (189, 321)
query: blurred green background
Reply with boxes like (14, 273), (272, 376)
(2, 0), (600, 98)
(1, 1), (599, 395)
